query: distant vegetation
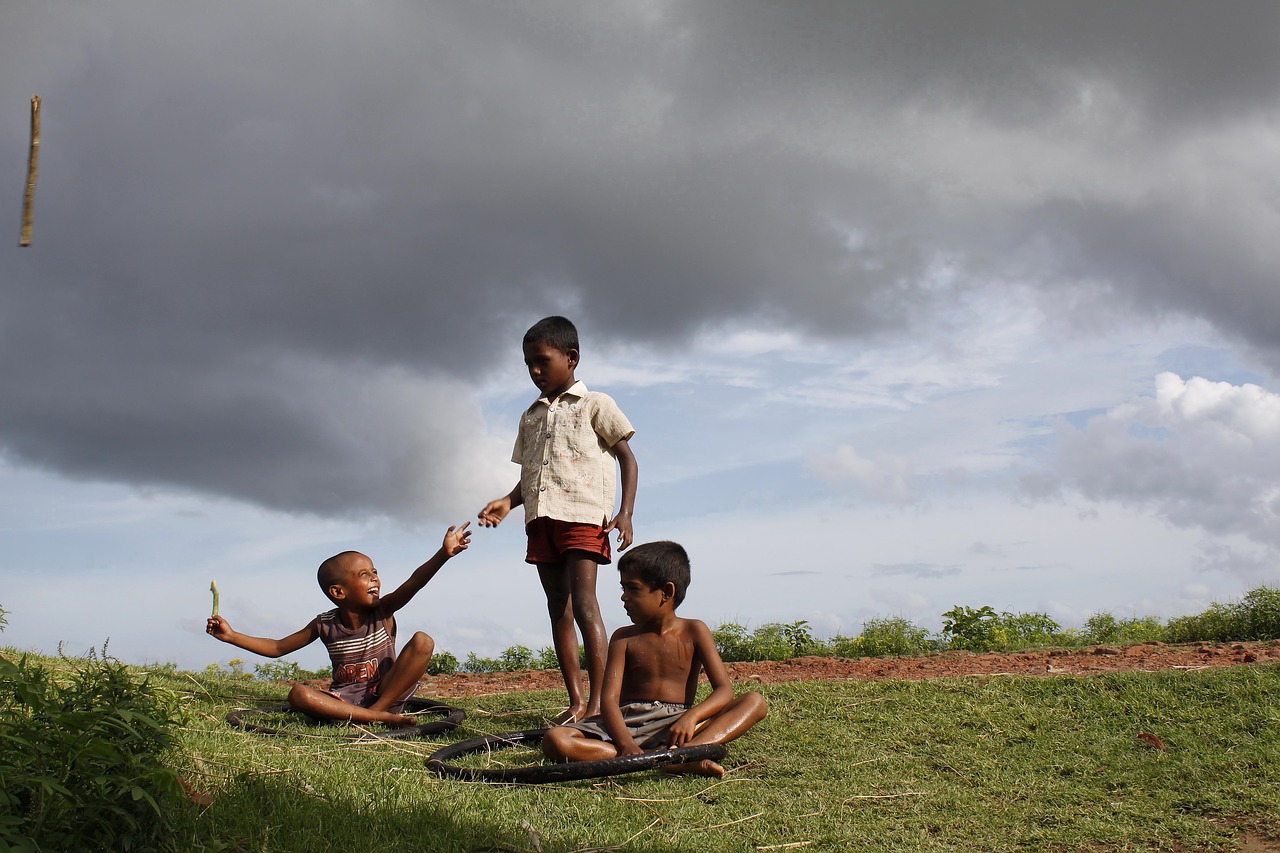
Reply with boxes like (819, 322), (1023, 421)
(194, 584), (1280, 676)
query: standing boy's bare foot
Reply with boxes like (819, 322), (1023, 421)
(551, 705), (586, 726)
(663, 759), (725, 778)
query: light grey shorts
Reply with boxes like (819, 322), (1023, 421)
(566, 700), (691, 750)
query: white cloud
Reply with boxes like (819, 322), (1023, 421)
(1025, 373), (1280, 550)
(809, 445), (916, 505)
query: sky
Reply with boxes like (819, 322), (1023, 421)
(2, 1), (1278, 673)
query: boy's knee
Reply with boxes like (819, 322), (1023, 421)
(540, 726), (573, 760)
(570, 598), (599, 623)
(287, 682), (316, 711)
(406, 631), (435, 657)
(743, 690), (768, 719)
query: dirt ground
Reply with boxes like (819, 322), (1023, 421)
(415, 639), (1280, 698)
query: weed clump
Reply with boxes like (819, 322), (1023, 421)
(0, 629), (186, 850)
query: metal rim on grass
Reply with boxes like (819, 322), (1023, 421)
(225, 697), (465, 740)
(425, 727), (728, 783)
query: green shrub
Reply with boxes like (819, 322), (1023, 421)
(999, 611), (1062, 648)
(941, 606), (1063, 652)
(1165, 586), (1280, 643)
(712, 622), (753, 662)
(831, 617), (935, 658)
(461, 652), (500, 673)
(940, 605), (1000, 652)
(712, 621), (824, 662)
(535, 646), (559, 670)
(252, 660), (330, 682)
(427, 649), (459, 676)
(0, 645), (186, 851)
(457, 645), (573, 673)
(1081, 612), (1166, 645)
(1236, 586), (1280, 639)
(499, 644), (535, 671)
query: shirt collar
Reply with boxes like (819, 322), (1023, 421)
(537, 379), (588, 406)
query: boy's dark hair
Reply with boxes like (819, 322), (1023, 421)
(523, 316), (579, 355)
(618, 541), (691, 607)
(318, 551), (360, 593)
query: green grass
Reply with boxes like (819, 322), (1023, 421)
(147, 662), (1280, 852)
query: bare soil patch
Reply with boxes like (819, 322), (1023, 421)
(415, 640), (1280, 699)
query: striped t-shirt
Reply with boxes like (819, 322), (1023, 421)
(315, 605), (396, 704)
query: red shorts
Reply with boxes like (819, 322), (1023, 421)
(525, 517), (612, 565)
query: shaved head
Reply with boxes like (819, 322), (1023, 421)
(317, 550), (368, 593)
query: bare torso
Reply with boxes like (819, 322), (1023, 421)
(617, 617), (706, 706)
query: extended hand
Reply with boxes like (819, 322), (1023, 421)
(477, 498), (511, 528)
(443, 521), (472, 555)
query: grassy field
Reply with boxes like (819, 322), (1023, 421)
(146, 662), (1280, 852)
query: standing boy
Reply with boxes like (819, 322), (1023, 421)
(478, 316), (638, 724)
(541, 540), (768, 777)
(206, 522), (471, 728)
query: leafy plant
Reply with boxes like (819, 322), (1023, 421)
(427, 649), (459, 676)
(1081, 612), (1166, 645)
(499, 644), (535, 671)
(1166, 586), (1280, 643)
(0, 644), (186, 851)
(535, 646), (559, 670)
(712, 621), (826, 662)
(940, 605), (1000, 652)
(252, 660), (331, 682)
(832, 617), (935, 658)
(942, 606), (1064, 652)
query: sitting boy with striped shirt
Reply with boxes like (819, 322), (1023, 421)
(206, 522), (470, 727)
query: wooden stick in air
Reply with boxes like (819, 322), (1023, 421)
(20, 95), (41, 247)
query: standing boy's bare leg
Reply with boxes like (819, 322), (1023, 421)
(565, 553), (607, 718)
(538, 563), (588, 723)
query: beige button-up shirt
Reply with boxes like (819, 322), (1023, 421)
(513, 381), (635, 526)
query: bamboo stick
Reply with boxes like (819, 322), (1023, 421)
(20, 95), (40, 247)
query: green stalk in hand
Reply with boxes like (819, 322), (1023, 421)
(210, 580), (219, 617)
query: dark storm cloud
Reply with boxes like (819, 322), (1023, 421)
(3, 1), (1279, 516)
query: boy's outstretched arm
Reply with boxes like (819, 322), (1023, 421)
(378, 521), (472, 613)
(478, 484), (522, 528)
(665, 620), (735, 747)
(604, 437), (637, 550)
(206, 615), (319, 659)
